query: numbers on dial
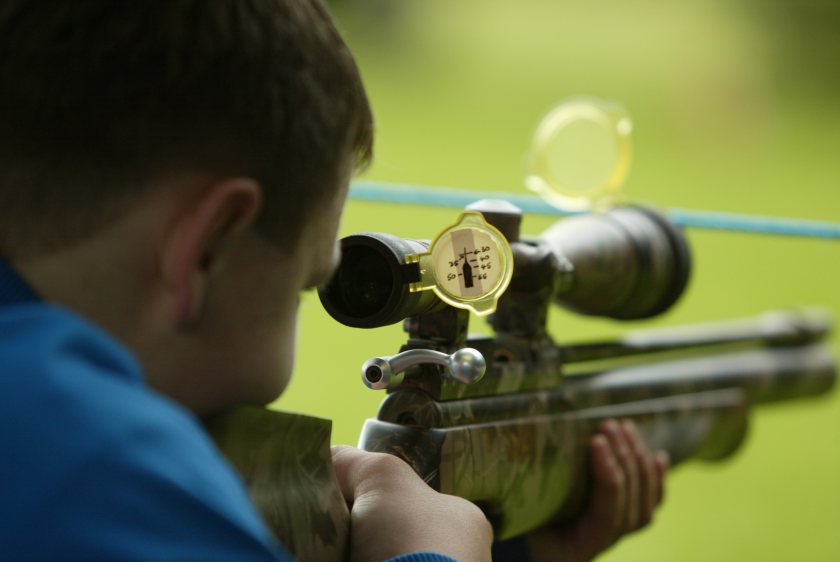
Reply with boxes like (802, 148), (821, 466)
(407, 211), (513, 316)
(432, 228), (503, 299)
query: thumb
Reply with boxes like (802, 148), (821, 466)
(330, 445), (367, 503)
(332, 445), (421, 503)
(332, 445), (413, 504)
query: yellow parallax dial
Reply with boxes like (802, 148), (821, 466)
(406, 212), (513, 316)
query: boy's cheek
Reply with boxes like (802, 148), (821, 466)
(255, 305), (300, 403)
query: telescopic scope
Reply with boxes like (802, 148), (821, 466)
(318, 205), (691, 328)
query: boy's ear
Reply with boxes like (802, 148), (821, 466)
(160, 178), (263, 326)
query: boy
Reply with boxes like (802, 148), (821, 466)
(0, 1), (665, 560)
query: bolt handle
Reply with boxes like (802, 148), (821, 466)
(361, 348), (486, 390)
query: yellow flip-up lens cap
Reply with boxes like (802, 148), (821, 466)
(407, 212), (513, 316)
(527, 98), (632, 211)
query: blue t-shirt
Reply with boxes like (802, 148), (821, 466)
(0, 260), (458, 562)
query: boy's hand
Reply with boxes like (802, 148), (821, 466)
(332, 445), (493, 562)
(526, 419), (669, 562)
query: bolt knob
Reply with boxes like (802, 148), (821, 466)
(448, 348), (486, 384)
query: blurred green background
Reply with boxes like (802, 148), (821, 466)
(276, 1), (840, 560)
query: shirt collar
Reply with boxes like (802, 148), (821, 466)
(0, 258), (41, 306)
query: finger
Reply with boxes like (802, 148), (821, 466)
(601, 419), (639, 532)
(330, 445), (414, 503)
(654, 450), (669, 505)
(606, 419), (640, 532)
(330, 445), (368, 502)
(622, 420), (657, 528)
(332, 447), (493, 562)
(587, 433), (626, 534)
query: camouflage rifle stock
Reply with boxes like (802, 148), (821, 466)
(358, 309), (833, 540)
(209, 202), (835, 562)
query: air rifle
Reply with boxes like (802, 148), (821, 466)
(208, 200), (836, 562)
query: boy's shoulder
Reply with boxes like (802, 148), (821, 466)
(0, 302), (187, 451)
(0, 303), (287, 561)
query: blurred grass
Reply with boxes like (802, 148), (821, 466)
(276, 1), (840, 560)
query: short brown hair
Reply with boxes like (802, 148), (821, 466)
(0, 0), (372, 257)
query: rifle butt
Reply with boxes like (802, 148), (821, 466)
(207, 407), (349, 562)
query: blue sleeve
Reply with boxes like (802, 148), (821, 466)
(2, 411), (290, 562)
(0, 306), (289, 561)
(387, 553), (458, 562)
(384, 538), (534, 562)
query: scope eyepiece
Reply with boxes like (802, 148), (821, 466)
(318, 233), (447, 329)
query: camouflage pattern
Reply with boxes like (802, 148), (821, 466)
(362, 388), (749, 539)
(376, 341), (834, 429)
(206, 407), (348, 562)
(362, 326), (834, 539)
(392, 310), (834, 403)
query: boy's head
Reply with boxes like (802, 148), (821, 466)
(0, 0), (372, 257)
(0, 0), (373, 413)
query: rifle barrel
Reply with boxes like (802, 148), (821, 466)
(561, 309), (832, 364)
